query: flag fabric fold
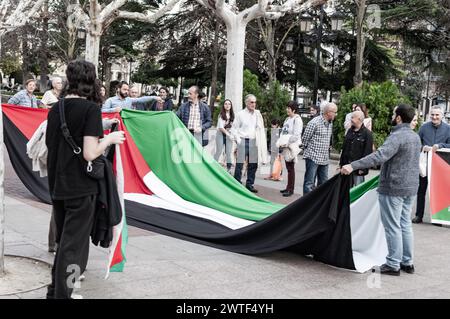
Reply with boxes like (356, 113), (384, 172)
(2, 104), (391, 273)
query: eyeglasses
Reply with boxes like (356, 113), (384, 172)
(249, 101), (257, 104)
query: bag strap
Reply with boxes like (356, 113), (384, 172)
(59, 98), (82, 154)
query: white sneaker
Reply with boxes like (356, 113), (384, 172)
(70, 293), (83, 299)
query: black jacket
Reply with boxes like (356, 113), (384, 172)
(339, 124), (373, 176)
(91, 156), (122, 248)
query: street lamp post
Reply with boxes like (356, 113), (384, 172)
(287, 14), (312, 103)
(285, 37), (296, 100)
(329, 11), (344, 102)
(313, 4), (325, 107)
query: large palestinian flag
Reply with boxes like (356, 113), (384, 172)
(428, 149), (450, 225)
(2, 104), (388, 273)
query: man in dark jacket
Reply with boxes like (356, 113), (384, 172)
(341, 104), (422, 276)
(339, 110), (373, 187)
(176, 86), (212, 146)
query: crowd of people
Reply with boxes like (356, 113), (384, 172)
(6, 62), (450, 292)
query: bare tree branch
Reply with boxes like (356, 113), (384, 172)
(116, 0), (181, 24)
(1, 0), (47, 36)
(99, 0), (127, 22)
(240, 0), (269, 24)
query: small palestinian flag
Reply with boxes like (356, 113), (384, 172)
(428, 150), (450, 225)
(2, 104), (389, 273)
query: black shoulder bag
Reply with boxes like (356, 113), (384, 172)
(59, 98), (105, 180)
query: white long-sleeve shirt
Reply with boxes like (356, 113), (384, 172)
(231, 108), (257, 139)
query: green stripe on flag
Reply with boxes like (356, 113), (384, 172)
(121, 110), (282, 221)
(349, 176), (379, 203)
(432, 206), (450, 223)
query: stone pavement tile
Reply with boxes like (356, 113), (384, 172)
(4, 229), (29, 246)
(80, 273), (211, 299)
(16, 287), (47, 299)
(5, 243), (55, 265)
(288, 285), (359, 299)
(172, 257), (288, 279)
(82, 260), (194, 286)
(205, 278), (298, 299)
(375, 287), (450, 299)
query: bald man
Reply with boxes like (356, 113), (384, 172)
(302, 102), (338, 194)
(339, 110), (374, 187)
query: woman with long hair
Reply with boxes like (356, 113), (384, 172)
(214, 99), (235, 172)
(45, 60), (125, 299)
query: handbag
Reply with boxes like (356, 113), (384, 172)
(58, 98), (105, 180)
(270, 155), (283, 181)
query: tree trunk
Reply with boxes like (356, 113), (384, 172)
(39, 0), (49, 92)
(85, 0), (102, 73)
(266, 20), (277, 83)
(224, 20), (247, 114)
(105, 61), (113, 96)
(21, 24), (32, 83)
(354, 0), (366, 87)
(209, 19), (220, 112)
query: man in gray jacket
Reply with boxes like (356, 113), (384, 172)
(341, 104), (422, 276)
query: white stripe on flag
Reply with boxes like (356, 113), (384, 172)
(350, 188), (388, 273)
(123, 172), (254, 230)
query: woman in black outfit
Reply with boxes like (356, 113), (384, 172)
(45, 60), (125, 299)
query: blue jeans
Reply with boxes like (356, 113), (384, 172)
(303, 158), (328, 194)
(378, 194), (415, 270)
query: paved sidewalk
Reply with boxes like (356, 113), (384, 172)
(2, 153), (450, 299)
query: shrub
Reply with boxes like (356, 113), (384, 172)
(333, 81), (410, 152)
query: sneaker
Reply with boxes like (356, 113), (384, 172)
(70, 293), (83, 299)
(78, 274), (86, 282)
(377, 264), (400, 276)
(282, 191), (293, 197)
(412, 217), (423, 224)
(400, 264), (415, 274)
(280, 189), (288, 193)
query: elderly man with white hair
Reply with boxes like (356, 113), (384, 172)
(413, 105), (450, 224)
(41, 77), (63, 107)
(339, 110), (373, 187)
(231, 94), (267, 193)
(302, 102), (338, 194)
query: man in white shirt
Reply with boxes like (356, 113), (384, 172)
(232, 94), (261, 193)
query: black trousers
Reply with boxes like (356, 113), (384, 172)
(48, 208), (57, 251)
(415, 176), (428, 219)
(47, 195), (96, 299)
